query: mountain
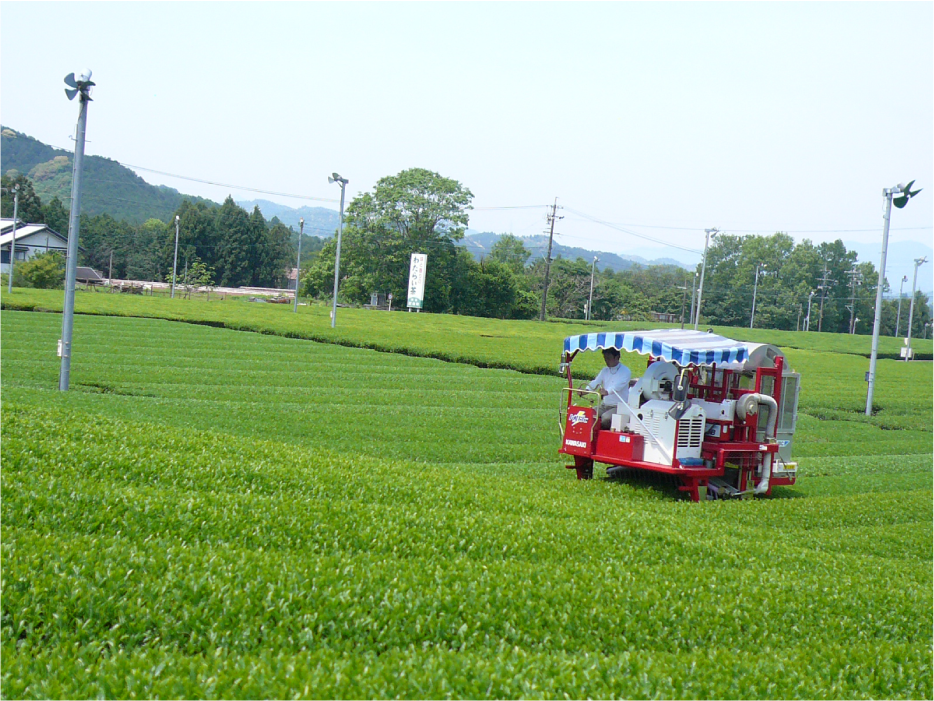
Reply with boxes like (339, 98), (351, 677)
(235, 199), (339, 236)
(460, 230), (692, 273)
(1, 126), (217, 224)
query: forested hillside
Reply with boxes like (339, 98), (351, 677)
(1, 127), (216, 224)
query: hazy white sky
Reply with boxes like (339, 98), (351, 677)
(2, 2), (932, 272)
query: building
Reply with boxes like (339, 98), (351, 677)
(0, 218), (73, 275)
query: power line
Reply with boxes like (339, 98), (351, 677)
(564, 206), (704, 255)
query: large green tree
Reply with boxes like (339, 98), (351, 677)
(302, 168), (473, 312)
(1, 173), (44, 223)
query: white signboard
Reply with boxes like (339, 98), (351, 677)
(407, 253), (427, 309)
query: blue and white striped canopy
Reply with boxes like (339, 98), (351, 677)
(563, 329), (750, 367)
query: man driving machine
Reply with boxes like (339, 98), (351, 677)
(585, 348), (632, 429)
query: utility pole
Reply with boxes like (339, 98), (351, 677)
(59, 70), (94, 392)
(5, 184), (19, 293)
(171, 215), (180, 298)
(293, 218), (304, 313)
(679, 277), (689, 329)
(750, 263), (766, 329)
(688, 271), (698, 327)
(694, 228), (718, 330)
(328, 173), (348, 329)
(905, 256), (928, 361)
(586, 256), (598, 321)
(817, 263), (834, 333)
(894, 275), (908, 337)
(539, 198), (562, 321)
(845, 268), (862, 334)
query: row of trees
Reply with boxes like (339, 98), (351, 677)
(1, 173), (309, 289)
(3, 169), (931, 335)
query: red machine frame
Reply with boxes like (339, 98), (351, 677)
(559, 351), (797, 501)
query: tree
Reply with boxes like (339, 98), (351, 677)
(1, 173), (44, 223)
(303, 168), (474, 311)
(41, 196), (69, 234)
(180, 258), (215, 298)
(451, 256), (519, 319)
(16, 251), (65, 289)
(489, 234), (531, 275)
(214, 196), (260, 287)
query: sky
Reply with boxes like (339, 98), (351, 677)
(1, 2), (932, 285)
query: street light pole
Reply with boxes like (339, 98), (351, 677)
(904, 256), (927, 362)
(6, 184), (19, 293)
(171, 215), (180, 298)
(894, 275), (908, 337)
(694, 228), (718, 330)
(586, 256), (598, 321)
(293, 218), (304, 313)
(328, 173), (348, 329)
(750, 263), (765, 329)
(59, 70), (94, 392)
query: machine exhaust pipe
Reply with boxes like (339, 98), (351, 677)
(736, 393), (779, 495)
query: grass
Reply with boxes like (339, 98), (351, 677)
(1, 296), (932, 699)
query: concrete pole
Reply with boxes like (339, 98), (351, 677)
(694, 228), (717, 330)
(60, 85), (91, 391)
(7, 184), (19, 293)
(539, 199), (560, 321)
(293, 218), (304, 313)
(750, 263), (763, 329)
(171, 215), (180, 298)
(805, 290), (816, 331)
(904, 257), (927, 362)
(331, 176), (347, 329)
(894, 275), (907, 337)
(689, 271), (698, 327)
(586, 256), (597, 321)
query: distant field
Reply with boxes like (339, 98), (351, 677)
(2, 298), (932, 698)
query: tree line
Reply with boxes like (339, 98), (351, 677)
(3, 168), (931, 336)
(1, 173), (313, 289)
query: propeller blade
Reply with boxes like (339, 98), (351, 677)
(908, 186), (922, 198)
(893, 196), (909, 209)
(64, 88), (78, 101)
(64, 73), (77, 88)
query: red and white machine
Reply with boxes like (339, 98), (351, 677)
(559, 329), (799, 501)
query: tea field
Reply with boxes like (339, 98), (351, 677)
(1, 301), (932, 699)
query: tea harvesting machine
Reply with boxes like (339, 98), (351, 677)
(559, 329), (800, 501)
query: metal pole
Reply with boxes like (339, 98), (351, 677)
(7, 185), (19, 293)
(679, 279), (688, 329)
(59, 84), (91, 391)
(586, 255), (597, 321)
(293, 218), (304, 312)
(904, 256), (926, 362)
(866, 188), (895, 414)
(750, 264), (762, 329)
(805, 290), (815, 331)
(694, 228), (717, 330)
(171, 215), (180, 298)
(331, 177), (347, 329)
(894, 275), (907, 337)
(108, 249), (113, 283)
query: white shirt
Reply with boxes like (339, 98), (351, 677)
(587, 363), (632, 407)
